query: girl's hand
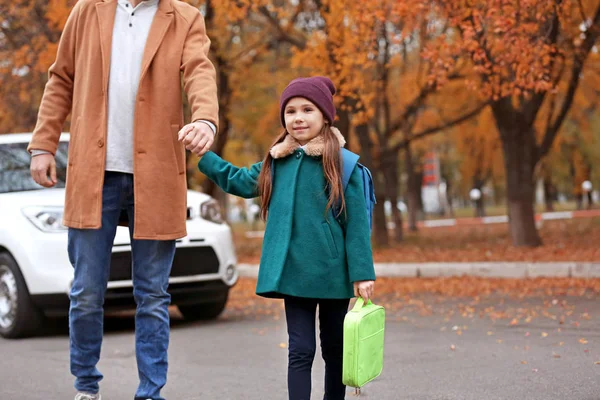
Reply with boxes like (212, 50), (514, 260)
(354, 280), (375, 302)
(179, 121), (214, 156)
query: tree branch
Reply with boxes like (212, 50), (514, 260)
(258, 6), (307, 49)
(539, 4), (600, 159)
(391, 102), (489, 152)
(577, 0), (589, 24)
(385, 73), (466, 138)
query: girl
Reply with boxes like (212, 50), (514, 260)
(195, 76), (375, 400)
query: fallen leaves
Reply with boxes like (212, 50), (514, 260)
(234, 218), (600, 263)
(579, 338), (589, 344)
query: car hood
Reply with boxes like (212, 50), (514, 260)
(1, 188), (213, 209)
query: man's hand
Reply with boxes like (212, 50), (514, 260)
(354, 280), (375, 302)
(178, 121), (214, 156)
(30, 154), (57, 188)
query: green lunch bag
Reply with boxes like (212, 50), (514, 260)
(342, 297), (385, 394)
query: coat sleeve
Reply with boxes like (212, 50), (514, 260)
(343, 166), (376, 283)
(27, 1), (81, 155)
(181, 10), (219, 132)
(198, 151), (262, 199)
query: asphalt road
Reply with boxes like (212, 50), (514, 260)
(1, 280), (599, 400)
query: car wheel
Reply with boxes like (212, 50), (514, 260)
(178, 292), (228, 321)
(0, 252), (44, 338)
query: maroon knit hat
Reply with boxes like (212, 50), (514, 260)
(279, 76), (336, 127)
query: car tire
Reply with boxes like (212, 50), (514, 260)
(0, 252), (44, 338)
(177, 292), (228, 321)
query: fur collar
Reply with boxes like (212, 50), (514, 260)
(270, 127), (346, 159)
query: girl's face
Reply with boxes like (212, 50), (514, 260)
(284, 97), (325, 145)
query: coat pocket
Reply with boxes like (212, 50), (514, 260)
(322, 222), (339, 258)
(170, 124), (185, 175)
(68, 116), (81, 167)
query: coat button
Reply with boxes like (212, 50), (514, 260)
(296, 152), (302, 159)
(97, 139), (104, 148)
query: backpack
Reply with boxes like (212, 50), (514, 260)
(333, 148), (376, 233)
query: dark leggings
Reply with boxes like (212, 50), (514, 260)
(284, 296), (350, 400)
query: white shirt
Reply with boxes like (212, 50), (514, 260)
(105, 0), (159, 173)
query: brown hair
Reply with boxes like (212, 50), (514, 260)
(257, 123), (346, 221)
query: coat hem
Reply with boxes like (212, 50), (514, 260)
(63, 218), (186, 240)
(256, 289), (354, 300)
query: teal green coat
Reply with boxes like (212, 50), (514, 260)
(198, 147), (376, 299)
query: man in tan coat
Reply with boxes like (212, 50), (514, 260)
(28, 1), (218, 399)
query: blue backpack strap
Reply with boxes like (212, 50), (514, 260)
(361, 164), (376, 231)
(332, 148), (359, 222)
(339, 149), (376, 233)
(340, 148), (359, 192)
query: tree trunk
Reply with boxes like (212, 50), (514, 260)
(441, 174), (454, 217)
(576, 194), (584, 210)
(475, 198), (485, 218)
(336, 107), (352, 151)
(202, 56), (230, 198)
(382, 150), (403, 242)
(404, 143), (419, 232)
(586, 191), (594, 209)
(473, 177), (486, 218)
(543, 179), (555, 212)
(499, 127), (542, 247)
(355, 123), (388, 246)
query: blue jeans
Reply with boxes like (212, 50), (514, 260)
(284, 296), (350, 400)
(68, 171), (175, 400)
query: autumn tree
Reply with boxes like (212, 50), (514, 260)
(284, 1), (488, 244)
(427, 0), (600, 246)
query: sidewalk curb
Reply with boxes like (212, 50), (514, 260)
(237, 262), (600, 279)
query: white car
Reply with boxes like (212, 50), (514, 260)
(0, 133), (239, 338)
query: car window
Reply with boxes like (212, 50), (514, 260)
(0, 142), (69, 193)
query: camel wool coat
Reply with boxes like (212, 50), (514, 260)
(27, 0), (219, 240)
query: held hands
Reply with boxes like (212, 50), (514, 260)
(354, 280), (375, 303)
(30, 154), (57, 188)
(178, 121), (214, 157)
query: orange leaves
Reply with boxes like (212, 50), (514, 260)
(426, 0), (589, 100)
(0, 0), (75, 132)
(45, 0), (73, 30)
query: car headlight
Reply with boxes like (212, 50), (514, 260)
(200, 199), (223, 224)
(21, 206), (67, 233)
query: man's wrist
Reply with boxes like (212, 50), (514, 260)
(31, 149), (52, 157)
(194, 120), (217, 135)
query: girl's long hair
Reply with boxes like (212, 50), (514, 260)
(257, 122), (346, 221)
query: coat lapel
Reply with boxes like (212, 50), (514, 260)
(95, 0), (117, 92)
(139, 0), (174, 83)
